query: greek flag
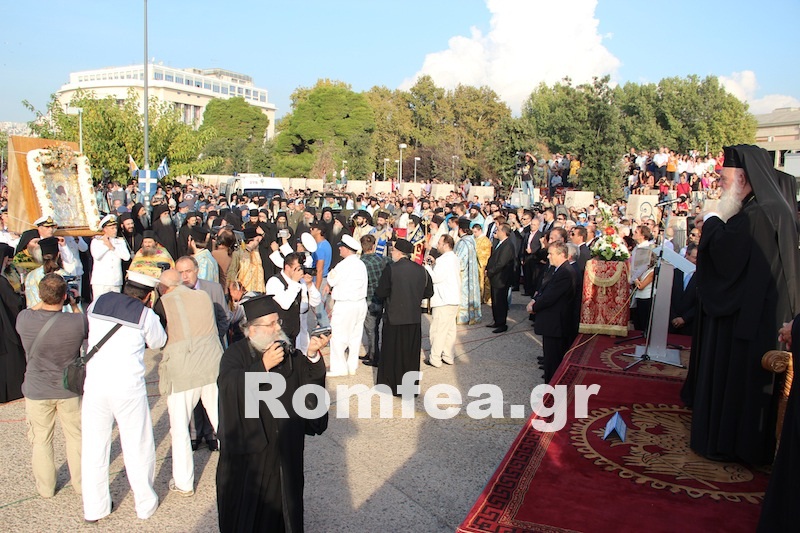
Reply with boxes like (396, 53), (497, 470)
(157, 157), (169, 179)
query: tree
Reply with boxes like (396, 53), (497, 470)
(200, 97), (269, 143)
(523, 76), (624, 198)
(275, 80), (375, 178)
(24, 88), (221, 183)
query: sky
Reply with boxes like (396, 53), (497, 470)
(2, 0), (798, 124)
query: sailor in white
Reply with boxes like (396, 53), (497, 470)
(90, 215), (131, 298)
(81, 272), (166, 522)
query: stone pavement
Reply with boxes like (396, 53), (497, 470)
(0, 292), (545, 532)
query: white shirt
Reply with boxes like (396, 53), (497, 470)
(84, 303), (166, 398)
(327, 254), (367, 301)
(265, 271), (303, 311)
(64, 237), (87, 277)
(425, 250), (461, 307)
(90, 236), (131, 286)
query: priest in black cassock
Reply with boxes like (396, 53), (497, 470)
(216, 294), (328, 533)
(758, 315), (800, 531)
(375, 238), (433, 396)
(682, 144), (800, 465)
(0, 243), (25, 403)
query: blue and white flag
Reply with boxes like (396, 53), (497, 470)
(157, 157), (169, 179)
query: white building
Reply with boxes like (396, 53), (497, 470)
(56, 64), (276, 139)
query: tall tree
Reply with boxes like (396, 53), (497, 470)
(275, 80), (375, 178)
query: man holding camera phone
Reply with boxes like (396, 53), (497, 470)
(265, 252), (321, 353)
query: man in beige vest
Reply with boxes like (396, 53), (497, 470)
(154, 269), (223, 496)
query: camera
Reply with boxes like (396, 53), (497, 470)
(310, 325), (331, 337)
(156, 262), (171, 273)
(62, 275), (82, 304)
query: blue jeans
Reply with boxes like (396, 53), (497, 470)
(314, 278), (330, 328)
(522, 180), (535, 201)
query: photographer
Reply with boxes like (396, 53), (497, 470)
(17, 273), (86, 497)
(265, 252), (321, 353)
(519, 152), (537, 202)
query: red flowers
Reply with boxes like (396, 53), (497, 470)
(604, 226), (615, 236)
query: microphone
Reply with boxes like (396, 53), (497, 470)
(655, 197), (684, 207)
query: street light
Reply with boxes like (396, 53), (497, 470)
(65, 107), (83, 153)
(383, 158), (389, 181)
(452, 155), (459, 183)
(398, 143), (407, 182)
(414, 156), (421, 182)
(395, 159), (400, 181)
(142, 0), (153, 211)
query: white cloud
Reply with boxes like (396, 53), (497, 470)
(400, 0), (620, 113)
(719, 70), (800, 115)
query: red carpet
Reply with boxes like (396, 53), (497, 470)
(458, 334), (769, 533)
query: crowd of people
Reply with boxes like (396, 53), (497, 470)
(0, 142), (798, 530)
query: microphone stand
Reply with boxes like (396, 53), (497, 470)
(622, 208), (668, 370)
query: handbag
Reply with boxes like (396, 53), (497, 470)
(63, 323), (122, 395)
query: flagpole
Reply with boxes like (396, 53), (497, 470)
(142, 0), (152, 213)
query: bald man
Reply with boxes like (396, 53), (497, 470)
(153, 269), (224, 496)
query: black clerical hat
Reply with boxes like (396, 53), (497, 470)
(241, 294), (280, 322)
(38, 237), (59, 257)
(393, 238), (413, 254)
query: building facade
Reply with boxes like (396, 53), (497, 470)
(754, 107), (800, 171)
(56, 64), (276, 139)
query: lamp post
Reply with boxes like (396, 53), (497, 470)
(395, 159), (400, 181)
(65, 107), (84, 153)
(142, 0), (152, 211)
(413, 156), (421, 182)
(398, 143), (407, 182)
(383, 158), (389, 181)
(452, 155), (459, 183)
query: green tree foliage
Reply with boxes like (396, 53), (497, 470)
(523, 76), (624, 198)
(524, 75), (757, 199)
(364, 86), (414, 179)
(274, 80), (375, 178)
(24, 89), (221, 183)
(616, 75), (756, 153)
(199, 97), (271, 175)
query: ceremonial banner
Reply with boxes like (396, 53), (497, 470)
(7, 136), (101, 235)
(579, 259), (630, 336)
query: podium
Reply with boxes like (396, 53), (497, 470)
(623, 246), (695, 367)
(579, 260), (630, 337)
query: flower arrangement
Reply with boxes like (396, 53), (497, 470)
(590, 208), (630, 261)
(33, 144), (78, 171)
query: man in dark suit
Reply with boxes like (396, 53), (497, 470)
(375, 238), (434, 396)
(485, 224), (517, 333)
(669, 243), (698, 335)
(528, 242), (576, 383)
(570, 226), (591, 272)
(519, 211), (541, 297)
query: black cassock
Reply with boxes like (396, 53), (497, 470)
(0, 275), (25, 403)
(758, 316), (800, 531)
(682, 195), (797, 465)
(216, 339), (325, 533)
(375, 258), (433, 396)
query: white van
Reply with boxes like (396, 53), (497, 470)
(220, 175), (285, 202)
